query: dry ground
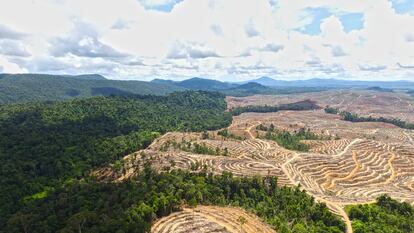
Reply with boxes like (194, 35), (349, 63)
(227, 90), (414, 122)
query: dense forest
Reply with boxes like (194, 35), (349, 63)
(324, 106), (414, 129)
(346, 195), (414, 233)
(4, 165), (345, 233)
(230, 99), (320, 116)
(0, 91), (232, 229)
(0, 73), (184, 104)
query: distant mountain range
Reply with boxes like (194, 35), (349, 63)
(153, 76), (414, 90)
(151, 77), (329, 96)
(152, 76), (414, 96)
(152, 77), (238, 90)
(1, 73), (413, 104)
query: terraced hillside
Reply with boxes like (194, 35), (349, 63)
(94, 129), (293, 187)
(151, 206), (275, 233)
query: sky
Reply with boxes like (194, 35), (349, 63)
(0, 0), (414, 81)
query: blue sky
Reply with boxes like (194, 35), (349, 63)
(300, 8), (364, 35)
(139, 0), (183, 12)
(391, 0), (414, 14)
(0, 0), (413, 81)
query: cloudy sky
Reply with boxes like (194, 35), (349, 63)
(0, 0), (413, 81)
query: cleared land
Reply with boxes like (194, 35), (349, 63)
(94, 130), (293, 186)
(227, 90), (414, 123)
(151, 205), (275, 233)
(96, 90), (414, 233)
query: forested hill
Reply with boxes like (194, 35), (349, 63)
(0, 73), (184, 104)
(0, 91), (232, 229)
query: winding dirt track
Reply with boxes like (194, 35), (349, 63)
(317, 198), (354, 233)
(404, 131), (414, 145)
(384, 152), (397, 184)
(334, 139), (362, 157)
(245, 121), (261, 139)
(324, 151), (361, 190)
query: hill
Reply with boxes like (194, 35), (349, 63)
(0, 74), (184, 104)
(150, 78), (176, 85)
(177, 77), (237, 90)
(152, 77), (237, 91)
(222, 82), (275, 96)
(231, 81), (269, 91)
(63, 74), (107, 80)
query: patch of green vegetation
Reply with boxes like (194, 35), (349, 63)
(217, 129), (245, 140)
(345, 195), (414, 233)
(23, 187), (53, 202)
(366, 86), (394, 92)
(324, 106), (340, 114)
(231, 100), (320, 116)
(161, 139), (229, 156)
(258, 125), (329, 151)
(185, 141), (227, 156)
(192, 143), (219, 155)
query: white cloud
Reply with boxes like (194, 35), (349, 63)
(0, 24), (27, 40)
(359, 64), (387, 72)
(0, 40), (31, 57)
(0, 57), (28, 73)
(167, 41), (219, 59)
(0, 0), (413, 81)
(49, 20), (129, 58)
(244, 19), (260, 37)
